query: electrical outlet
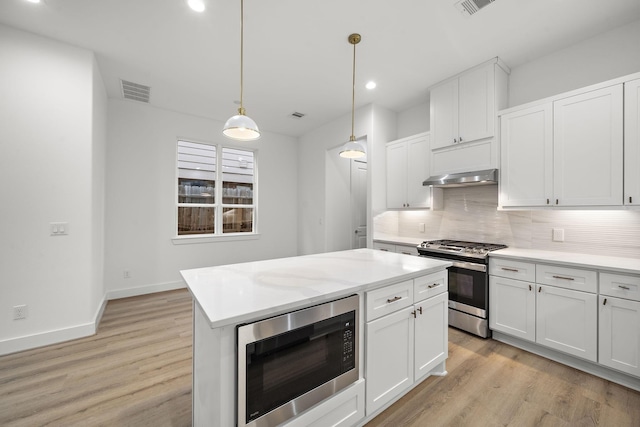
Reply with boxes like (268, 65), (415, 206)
(13, 305), (28, 320)
(552, 228), (565, 242)
(419, 223), (425, 233)
(50, 222), (69, 236)
(123, 270), (131, 279)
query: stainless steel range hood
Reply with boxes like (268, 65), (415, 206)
(422, 169), (498, 187)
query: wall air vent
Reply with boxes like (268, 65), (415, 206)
(290, 112), (305, 119)
(120, 79), (151, 103)
(454, 0), (495, 16)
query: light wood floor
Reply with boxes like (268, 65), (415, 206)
(1, 289), (639, 427)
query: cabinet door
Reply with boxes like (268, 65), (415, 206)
(625, 78), (640, 206)
(499, 103), (553, 207)
(365, 306), (414, 415)
(489, 276), (535, 342)
(430, 79), (458, 150)
(406, 134), (430, 208)
(553, 85), (623, 206)
(599, 296), (640, 377)
(459, 64), (495, 143)
(536, 285), (597, 362)
(414, 292), (448, 381)
(386, 141), (408, 208)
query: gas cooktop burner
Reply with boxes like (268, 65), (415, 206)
(418, 239), (507, 258)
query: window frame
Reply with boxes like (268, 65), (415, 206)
(173, 139), (259, 244)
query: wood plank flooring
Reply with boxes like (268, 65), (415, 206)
(1, 289), (639, 426)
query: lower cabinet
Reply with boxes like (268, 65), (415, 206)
(489, 275), (535, 341)
(365, 281), (447, 415)
(599, 296), (640, 377)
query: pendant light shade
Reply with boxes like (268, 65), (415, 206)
(339, 33), (365, 159)
(223, 0), (260, 141)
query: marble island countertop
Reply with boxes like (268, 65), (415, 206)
(181, 248), (451, 329)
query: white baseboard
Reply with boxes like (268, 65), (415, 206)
(106, 280), (186, 300)
(0, 320), (97, 356)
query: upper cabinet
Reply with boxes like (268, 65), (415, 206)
(386, 132), (439, 209)
(429, 58), (510, 176)
(499, 73), (637, 209)
(625, 78), (640, 206)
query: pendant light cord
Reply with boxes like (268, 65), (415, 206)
(239, 0), (245, 114)
(350, 39), (356, 141)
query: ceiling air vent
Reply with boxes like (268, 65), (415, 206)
(454, 0), (495, 16)
(121, 79), (151, 103)
(290, 112), (305, 119)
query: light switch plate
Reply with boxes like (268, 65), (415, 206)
(50, 222), (69, 236)
(552, 228), (564, 242)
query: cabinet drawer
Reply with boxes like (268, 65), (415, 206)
(414, 270), (448, 302)
(366, 280), (414, 322)
(395, 244), (417, 256)
(536, 264), (597, 293)
(489, 258), (536, 282)
(373, 242), (396, 252)
(600, 272), (640, 301)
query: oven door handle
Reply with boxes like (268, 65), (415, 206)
(422, 256), (487, 273)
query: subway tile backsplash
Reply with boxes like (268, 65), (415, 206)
(374, 185), (640, 259)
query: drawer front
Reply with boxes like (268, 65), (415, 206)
(373, 242), (396, 252)
(366, 280), (414, 322)
(489, 257), (536, 282)
(600, 272), (640, 301)
(536, 264), (597, 293)
(395, 244), (417, 256)
(414, 270), (448, 302)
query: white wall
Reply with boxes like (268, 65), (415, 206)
(297, 105), (396, 255)
(509, 19), (640, 107)
(397, 101), (430, 138)
(0, 25), (107, 355)
(104, 100), (298, 297)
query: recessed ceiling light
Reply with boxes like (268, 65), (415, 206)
(187, 0), (205, 12)
(366, 81), (377, 90)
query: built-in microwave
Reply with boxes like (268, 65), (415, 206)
(237, 294), (359, 427)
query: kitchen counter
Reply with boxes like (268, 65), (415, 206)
(373, 235), (427, 247)
(490, 248), (640, 275)
(181, 248), (451, 329)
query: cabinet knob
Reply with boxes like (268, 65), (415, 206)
(556, 199), (559, 205)
(453, 138), (458, 143)
(459, 137), (463, 142)
(546, 198), (550, 205)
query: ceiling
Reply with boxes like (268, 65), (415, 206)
(1, 0), (639, 137)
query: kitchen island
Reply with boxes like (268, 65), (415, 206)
(181, 248), (451, 427)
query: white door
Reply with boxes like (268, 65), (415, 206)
(351, 159), (367, 249)
(430, 79), (458, 149)
(458, 63), (495, 143)
(414, 292), (448, 381)
(489, 276), (536, 342)
(385, 141), (407, 208)
(406, 134), (430, 208)
(624, 78), (640, 206)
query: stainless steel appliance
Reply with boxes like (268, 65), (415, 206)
(417, 240), (507, 338)
(237, 294), (359, 427)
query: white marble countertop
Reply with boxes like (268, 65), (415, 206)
(490, 248), (640, 275)
(181, 248), (451, 329)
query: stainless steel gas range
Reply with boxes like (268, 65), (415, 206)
(417, 239), (507, 338)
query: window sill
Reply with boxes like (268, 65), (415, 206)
(172, 233), (261, 245)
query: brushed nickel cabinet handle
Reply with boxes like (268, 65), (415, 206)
(618, 285), (631, 290)
(387, 296), (402, 303)
(501, 267), (519, 272)
(428, 283), (441, 289)
(553, 275), (575, 281)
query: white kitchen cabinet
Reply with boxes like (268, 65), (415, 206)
(372, 242), (418, 256)
(365, 305), (414, 415)
(489, 275), (536, 342)
(431, 62), (501, 149)
(414, 292), (448, 381)
(599, 295), (640, 378)
(499, 103), (553, 207)
(536, 284), (597, 362)
(386, 133), (431, 209)
(553, 85), (623, 206)
(429, 59), (509, 176)
(625, 78), (640, 206)
(365, 275), (448, 415)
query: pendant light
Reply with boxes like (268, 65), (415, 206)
(223, 0), (260, 141)
(339, 33), (365, 159)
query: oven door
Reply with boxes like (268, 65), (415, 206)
(237, 294), (359, 427)
(447, 261), (488, 318)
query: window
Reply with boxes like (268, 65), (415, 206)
(177, 140), (256, 236)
